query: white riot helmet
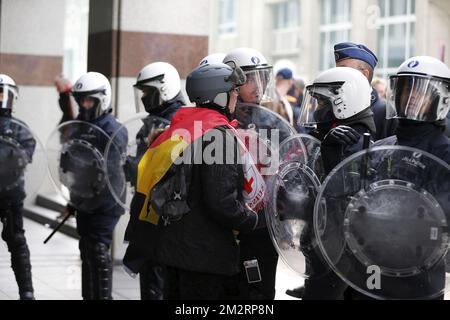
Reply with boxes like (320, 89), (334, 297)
(198, 53), (226, 66)
(299, 67), (372, 127)
(134, 62), (181, 113)
(0, 74), (18, 115)
(72, 72), (111, 121)
(386, 56), (450, 122)
(223, 47), (273, 104)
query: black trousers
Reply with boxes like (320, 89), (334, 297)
(139, 260), (166, 300)
(76, 211), (120, 300)
(76, 212), (120, 245)
(0, 202), (34, 298)
(164, 266), (229, 300)
(237, 230), (279, 300)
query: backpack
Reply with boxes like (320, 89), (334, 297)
(149, 163), (192, 226)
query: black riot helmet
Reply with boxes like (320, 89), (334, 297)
(186, 63), (246, 112)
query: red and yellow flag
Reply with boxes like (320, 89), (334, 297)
(136, 107), (232, 224)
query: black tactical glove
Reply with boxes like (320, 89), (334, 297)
(322, 125), (361, 146)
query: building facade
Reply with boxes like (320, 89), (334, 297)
(209, 0), (450, 82)
(0, 0), (209, 260)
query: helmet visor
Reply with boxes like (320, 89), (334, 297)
(238, 69), (273, 104)
(298, 83), (342, 127)
(133, 85), (161, 113)
(0, 84), (18, 111)
(71, 91), (104, 121)
(387, 75), (450, 121)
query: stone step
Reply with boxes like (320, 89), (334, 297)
(35, 193), (67, 214)
(23, 203), (79, 240)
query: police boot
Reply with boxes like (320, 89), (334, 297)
(79, 239), (93, 300)
(8, 234), (35, 300)
(139, 262), (165, 300)
(285, 285), (304, 299)
(88, 241), (113, 300)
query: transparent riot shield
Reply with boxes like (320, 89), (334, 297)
(46, 120), (126, 213)
(0, 117), (46, 198)
(279, 133), (325, 182)
(314, 145), (450, 299)
(235, 103), (297, 177)
(104, 112), (170, 210)
(265, 159), (321, 277)
(235, 103), (296, 146)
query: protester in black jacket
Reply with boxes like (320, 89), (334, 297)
(124, 63), (263, 299)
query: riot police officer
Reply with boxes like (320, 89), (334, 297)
(318, 56), (450, 300)
(198, 53), (226, 66)
(127, 62), (185, 300)
(371, 56), (450, 299)
(223, 47), (280, 300)
(297, 67), (375, 299)
(58, 72), (127, 300)
(0, 74), (36, 300)
(376, 56), (450, 174)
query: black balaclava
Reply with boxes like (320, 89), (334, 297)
(77, 98), (103, 121)
(141, 86), (161, 114)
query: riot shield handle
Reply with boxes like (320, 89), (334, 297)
(43, 204), (76, 244)
(360, 133), (372, 189)
(362, 133), (371, 150)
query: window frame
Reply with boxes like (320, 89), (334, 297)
(376, 0), (416, 78)
(218, 0), (237, 37)
(319, 0), (353, 71)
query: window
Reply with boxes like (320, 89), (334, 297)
(63, 0), (89, 82)
(218, 0), (236, 35)
(273, 0), (300, 30)
(319, 0), (352, 70)
(271, 0), (301, 55)
(376, 0), (416, 78)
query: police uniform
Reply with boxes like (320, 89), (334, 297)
(58, 87), (127, 299)
(0, 116), (36, 300)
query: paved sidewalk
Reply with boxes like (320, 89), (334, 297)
(3, 218), (447, 300)
(0, 218), (303, 300)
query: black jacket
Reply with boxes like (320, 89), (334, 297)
(68, 111), (128, 215)
(444, 112), (450, 139)
(375, 121), (450, 164)
(130, 95), (184, 186)
(370, 121), (450, 299)
(370, 89), (397, 140)
(124, 124), (259, 276)
(319, 109), (376, 175)
(123, 96), (184, 241)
